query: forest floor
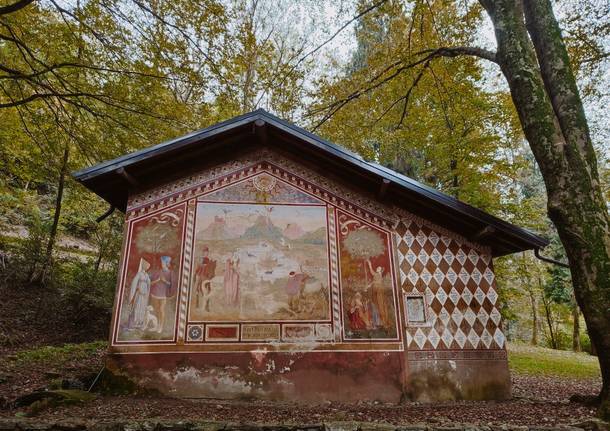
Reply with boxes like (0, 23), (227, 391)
(0, 341), (603, 427)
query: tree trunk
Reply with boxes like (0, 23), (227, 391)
(572, 305), (581, 352)
(528, 287), (539, 346)
(539, 275), (557, 349)
(572, 293), (581, 352)
(39, 145), (69, 282)
(480, 0), (610, 417)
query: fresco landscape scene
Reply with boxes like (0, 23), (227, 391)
(189, 202), (331, 322)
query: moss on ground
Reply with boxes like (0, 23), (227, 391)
(508, 342), (601, 378)
(10, 341), (107, 367)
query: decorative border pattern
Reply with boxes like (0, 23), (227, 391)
(177, 199), (197, 343)
(327, 207), (342, 342)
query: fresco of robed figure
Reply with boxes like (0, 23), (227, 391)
(116, 206), (184, 342)
(337, 210), (399, 340)
(189, 202), (331, 322)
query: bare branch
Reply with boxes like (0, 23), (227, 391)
(310, 45), (498, 129)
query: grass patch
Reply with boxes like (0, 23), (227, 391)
(508, 342), (601, 378)
(11, 341), (107, 366)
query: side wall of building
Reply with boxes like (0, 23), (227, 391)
(107, 148), (509, 402)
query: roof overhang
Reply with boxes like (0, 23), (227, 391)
(73, 109), (549, 257)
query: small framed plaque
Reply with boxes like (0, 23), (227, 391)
(404, 294), (427, 325)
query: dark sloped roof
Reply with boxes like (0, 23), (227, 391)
(73, 109), (548, 256)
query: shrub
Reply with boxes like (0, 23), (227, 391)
(580, 332), (594, 355)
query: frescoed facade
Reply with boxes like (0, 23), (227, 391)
(75, 110), (548, 403)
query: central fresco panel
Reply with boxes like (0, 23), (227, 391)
(188, 201), (331, 322)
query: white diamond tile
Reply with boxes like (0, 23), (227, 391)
(462, 289), (473, 304)
(489, 308), (501, 325)
(433, 268), (444, 285)
(420, 268), (432, 284)
(418, 249), (429, 265)
(430, 249), (442, 265)
(407, 269), (419, 286)
(446, 268), (458, 284)
(454, 328), (467, 348)
(471, 268), (482, 285)
(487, 288), (498, 305)
(468, 249), (479, 265)
(438, 308), (450, 325)
(440, 235), (452, 247)
(443, 249), (455, 265)
(458, 268), (470, 284)
(414, 328), (426, 349)
(464, 309), (477, 326)
(436, 288), (448, 305)
(483, 267), (495, 284)
(428, 328), (440, 348)
(456, 249), (467, 265)
(493, 328), (505, 348)
(480, 329), (492, 348)
(404, 230), (415, 247)
(425, 287), (434, 303)
(451, 309), (464, 326)
(474, 287), (485, 304)
(428, 231), (439, 246)
(478, 308), (489, 326)
(448, 287), (460, 305)
(441, 329), (454, 348)
(467, 328), (480, 348)
(406, 250), (417, 266)
(415, 230), (427, 247)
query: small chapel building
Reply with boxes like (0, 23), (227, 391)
(74, 109), (548, 402)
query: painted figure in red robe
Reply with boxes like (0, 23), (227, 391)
(224, 251), (240, 306)
(348, 292), (370, 330)
(194, 246), (216, 311)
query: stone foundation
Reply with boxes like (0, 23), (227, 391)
(105, 350), (512, 403)
(106, 351), (405, 403)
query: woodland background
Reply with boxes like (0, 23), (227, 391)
(0, 0), (608, 355)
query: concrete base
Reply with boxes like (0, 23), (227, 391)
(405, 357), (511, 401)
(105, 350), (511, 403)
(106, 351), (405, 403)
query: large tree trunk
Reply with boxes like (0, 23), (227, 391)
(480, 0), (610, 418)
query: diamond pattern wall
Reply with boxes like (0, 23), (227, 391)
(395, 220), (505, 350)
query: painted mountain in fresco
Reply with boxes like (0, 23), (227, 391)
(283, 223), (305, 239)
(241, 215), (284, 241)
(296, 227), (327, 245)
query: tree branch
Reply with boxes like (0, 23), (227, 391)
(0, 0), (35, 16)
(310, 45), (498, 129)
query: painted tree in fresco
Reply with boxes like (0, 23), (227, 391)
(343, 228), (385, 287)
(135, 223), (180, 255)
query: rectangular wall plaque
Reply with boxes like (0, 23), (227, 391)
(241, 324), (280, 341)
